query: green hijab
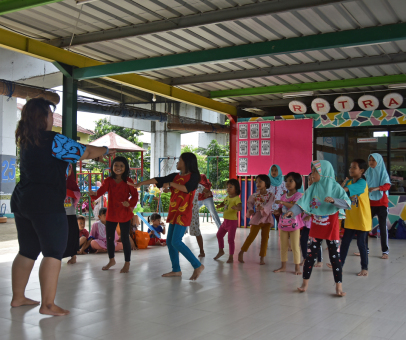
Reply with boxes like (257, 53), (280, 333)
(296, 160), (351, 216)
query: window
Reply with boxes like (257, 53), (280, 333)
(390, 130), (406, 194)
(314, 129), (346, 183)
(314, 126), (406, 195)
(347, 128), (388, 170)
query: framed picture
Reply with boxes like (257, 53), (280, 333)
(239, 124), (248, 139)
(250, 140), (259, 156)
(239, 141), (248, 156)
(250, 123), (259, 139)
(261, 122), (270, 138)
(239, 158), (248, 173)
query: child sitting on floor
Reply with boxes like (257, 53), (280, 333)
(148, 213), (167, 246)
(77, 215), (89, 251)
(79, 208), (123, 254)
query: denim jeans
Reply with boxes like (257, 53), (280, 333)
(198, 197), (221, 229)
(340, 228), (368, 270)
(166, 223), (201, 272)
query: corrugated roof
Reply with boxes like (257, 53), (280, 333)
(4, 0), (406, 111)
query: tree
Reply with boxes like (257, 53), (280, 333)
(181, 145), (206, 175)
(204, 140), (229, 189)
(87, 118), (145, 178)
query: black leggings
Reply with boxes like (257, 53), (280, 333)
(303, 238), (342, 283)
(300, 228), (323, 262)
(14, 211), (68, 261)
(369, 206), (389, 254)
(106, 220), (131, 262)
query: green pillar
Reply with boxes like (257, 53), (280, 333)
(62, 74), (78, 142)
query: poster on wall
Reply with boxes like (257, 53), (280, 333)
(250, 140), (259, 156)
(250, 123), (259, 139)
(239, 124), (248, 139)
(239, 158), (248, 173)
(261, 123), (270, 138)
(239, 141), (248, 156)
(261, 140), (270, 156)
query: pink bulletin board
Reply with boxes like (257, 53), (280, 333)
(237, 119), (313, 176)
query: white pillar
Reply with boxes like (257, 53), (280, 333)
(151, 122), (181, 177)
(0, 96), (17, 215)
(198, 132), (228, 149)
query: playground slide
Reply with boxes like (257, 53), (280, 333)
(136, 213), (161, 238)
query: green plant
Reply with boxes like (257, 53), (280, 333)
(150, 192), (171, 212)
(143, 206), (151, 213)
(199, 206), (209, 213)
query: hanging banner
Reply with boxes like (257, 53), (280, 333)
(311, 98), (330, 114)
(358, 95), (379, 111)
(383, 93), (403, 109)
(288, 100), (307, 114)
(334, 96), (355, 112)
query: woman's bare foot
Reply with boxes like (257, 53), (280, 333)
(162, 271), (182, 277)
(335, 283), (346, 297)
(213, 250), (225, 260)
(77, 249), (85, 255)
(120, 262), (130, 273)
(102, 258), (116, 270)
(354, 252), (360, 256)
(297, 279), (309, 292)
(227, 255), (233, 263)
(39, 303), (70, 316)
(160, 243), (166, 247)
(295, 264), (302, 275)
(326, 263), (332, 269)
(96, 249), (108, 253)
(314, 262), (323, 268)
(198, 252), (206, 258)
(260, 257), (266, 265)
(10, 297), (40, 308)
(67, 256), (76, 265)
(357, 269), (368, 276)
(189, 264), (205, 280)
(238, 251), (244, 263)
(381, 254), (389, 259)
(274, 262), (286, 273)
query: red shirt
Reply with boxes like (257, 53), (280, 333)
(167, 173), (196, 226)
(309, 212), (340, 241)
(198, 174), (213, 200)
(370, 184), (391, 207)
(93, 177), (138, 223)
(79, 229), (89, 239)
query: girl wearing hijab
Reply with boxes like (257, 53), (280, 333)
(285, 160), (351, 296)
(62, 164), (82, 264)
(268, 164), (287, 224)
(364, 153), (391, 259)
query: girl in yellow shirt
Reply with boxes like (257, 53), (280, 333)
(340, 159), (372, 277)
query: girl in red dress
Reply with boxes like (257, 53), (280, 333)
(90, 156), (138, 273)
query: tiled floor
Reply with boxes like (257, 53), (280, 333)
(1, 223), (406, 340)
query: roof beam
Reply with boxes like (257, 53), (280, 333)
(210, 74), (406, 98)
(72, 23), (406, 80)
(0, 27), (236, 116)
(0, 0), (63, 15)
(47, 0), (352, 48)
(162, 53), (406, 86)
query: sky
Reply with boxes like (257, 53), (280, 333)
(18, 86), (200, 147)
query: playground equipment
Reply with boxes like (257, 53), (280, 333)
(0, 203), (7, 223)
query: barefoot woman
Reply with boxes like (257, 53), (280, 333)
(11, 98), (110, 316)
(133, 153), (204, 280)
(285, 161), (351, 297)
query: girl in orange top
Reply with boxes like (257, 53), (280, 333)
(132, 153), (204, 281)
